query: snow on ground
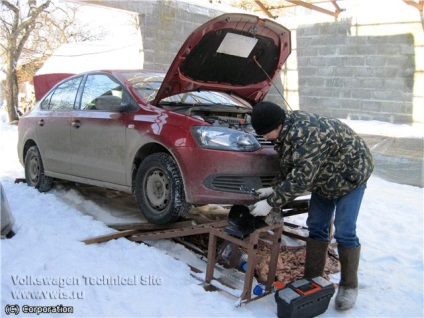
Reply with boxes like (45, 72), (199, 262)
(0, 120), (423, 317)
(341, 119), (424, 139)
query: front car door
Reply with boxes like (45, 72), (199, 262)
(70, 73), (127, 186)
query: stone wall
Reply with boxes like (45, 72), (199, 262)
(277, 0), (423, 124)
(296, 20), (415, 123)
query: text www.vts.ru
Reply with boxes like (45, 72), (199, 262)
(11, 290), (84, 300)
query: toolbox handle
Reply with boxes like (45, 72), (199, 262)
(295, 282), (322, 296)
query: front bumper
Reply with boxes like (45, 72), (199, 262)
(175, 146), (279, 205)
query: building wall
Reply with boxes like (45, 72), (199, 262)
(296, 20), (415, 123)
(278, 0), (423, 124)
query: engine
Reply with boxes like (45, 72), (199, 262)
(189, 107), (255, 133)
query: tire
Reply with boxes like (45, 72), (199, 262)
(135, 153), (191, 224)
(24, 145), (53, 192)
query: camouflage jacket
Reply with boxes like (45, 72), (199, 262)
(267, 110), (374, 208)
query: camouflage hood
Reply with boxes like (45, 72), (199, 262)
(267, 110), (374, 207)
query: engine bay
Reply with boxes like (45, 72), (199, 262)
(164, 105), (257, 134)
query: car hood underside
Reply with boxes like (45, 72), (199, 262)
(154, 13), (291, 105)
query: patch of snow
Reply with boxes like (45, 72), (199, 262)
(341, 119), (424, 139)
(1, 121), (423, 317)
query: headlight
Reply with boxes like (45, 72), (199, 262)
(191, 126), (260, 152)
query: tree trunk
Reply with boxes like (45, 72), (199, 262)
(5, 53), (19, 123)
(7, 77), (19, 123)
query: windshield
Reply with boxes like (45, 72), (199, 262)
(121, 71), (250, 108)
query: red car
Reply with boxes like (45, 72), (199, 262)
(18, 13), (291, 224)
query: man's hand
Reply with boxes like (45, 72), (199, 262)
(250, 199), (273, 216)
(255, 187), (274, 199)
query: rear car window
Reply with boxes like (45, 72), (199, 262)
(44, 77), (83, 110)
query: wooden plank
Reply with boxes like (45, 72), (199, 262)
(128, 221), (228, 242)
(282, 230), (307, 241)
(285, 0), (340, 17)
(83, 220), (227, 245)
(284, 221), (308, 230)
(82, 229), (140, 245)
(108, 220), (197, 231)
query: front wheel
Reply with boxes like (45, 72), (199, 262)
(24, 145), (54, 192)
(135, 153), (191, 224)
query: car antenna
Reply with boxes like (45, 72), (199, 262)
(253, 55), (293, 111)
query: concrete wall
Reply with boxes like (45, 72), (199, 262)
(296, 20), (415, 123)
(278, 0), (423, 124)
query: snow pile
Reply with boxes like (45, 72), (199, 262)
(1, 121), (423, 317)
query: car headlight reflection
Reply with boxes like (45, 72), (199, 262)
(191, 126), (260, 152)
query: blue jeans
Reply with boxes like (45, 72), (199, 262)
(306, 184), (367, 248)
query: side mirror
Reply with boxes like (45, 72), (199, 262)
(95, 95), (123, 112)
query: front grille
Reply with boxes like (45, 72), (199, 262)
(255, 135), (274, 147)
(259, 176), (274, 187)
(205, 175), (275, 193)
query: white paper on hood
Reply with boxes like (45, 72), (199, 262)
(216, 33), (258, 58)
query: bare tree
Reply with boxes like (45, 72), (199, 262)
(1, 0), (51, 122)
(0, 0), (105, 123)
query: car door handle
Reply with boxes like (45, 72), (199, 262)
(38, 119), (45, 127)
(71, 120), (81, 128)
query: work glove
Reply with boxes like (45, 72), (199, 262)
(255, 187), (274, 199)
(250, 199), (273, 217)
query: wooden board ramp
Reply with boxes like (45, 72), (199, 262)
(82, 220), (206, 245)
(82, 229), (141, 245)
(81, 218), (283, 305)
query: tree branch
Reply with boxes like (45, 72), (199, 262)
(17, 1), (51, 34)
(1, 1), (19, 14)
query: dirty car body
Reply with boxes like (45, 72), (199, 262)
(17, 13), (291, 224)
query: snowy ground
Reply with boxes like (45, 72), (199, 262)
(1, 119), (423, 317)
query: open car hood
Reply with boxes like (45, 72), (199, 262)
(153, 13), (291, 106)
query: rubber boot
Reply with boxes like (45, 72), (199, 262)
(304, 238), (329, 278)
(335, 245), (361, 311)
